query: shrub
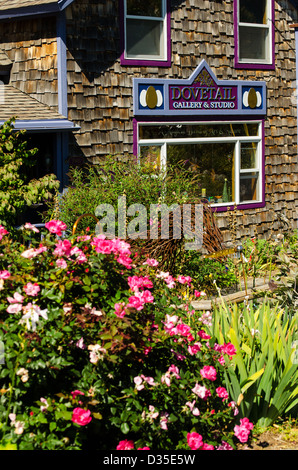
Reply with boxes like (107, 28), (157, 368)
(0, 221), (252, 450)
(0, 119), (59, 229)
(46, 156), (201, 235)
(179, 252), (238, 295)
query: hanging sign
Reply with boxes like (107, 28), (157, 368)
(133, 60), (266, 116)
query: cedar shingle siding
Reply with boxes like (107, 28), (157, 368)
(65, 0), (298, 240)
(0, 16), (58, 109)
(0, 0), (297, 241)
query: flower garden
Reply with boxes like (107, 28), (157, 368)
(0, 123), (297, 451)
(0, 217), (297, 451)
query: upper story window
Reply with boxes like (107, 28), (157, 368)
(120, 0), (170, 66)
(235, 0), (275, 69)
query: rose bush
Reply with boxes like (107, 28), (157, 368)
(0, 221), (253, 450)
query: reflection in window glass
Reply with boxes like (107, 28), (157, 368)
(140, 123), (259, 140)
(126, 19), (163, 57)
(240, 172), (259, 201)
(239, 0), (267, 24)
(167, 143), (235, 204)
(241, 143), (257, 169)
(140, 145), (161, 172)
(239, 26), (268, 61)
(127, 0), (162, 17)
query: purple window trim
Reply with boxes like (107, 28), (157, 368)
(133, 116), (266, 213)
(234, 0), (275, 70)
(119, 0), (171, 67)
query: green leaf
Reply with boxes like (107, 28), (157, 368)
(120, 422), (130, 434)
(0, 441), (17, 450)
(241, 368), (264, 394)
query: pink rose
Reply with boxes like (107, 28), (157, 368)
(91, 237), (114, 254)
(54, 239), (72, 257)
(223, 342), (237, 357)
(216, 386), (229, 401)
(187, 432), (203, 450)
(127, 295), (144, 311)
(175, 323), (191, 336)
(116, 439), (134, 450)
(111, 238), (131, 256)
(177, 275), (192, 285)
(187, 342), (201, 355)
(116, 254), (132, 269)
(56, 258), (67, 269)
(194, 290), (205, 298)
(0, 224), (9, 240)
(139, 289), (154, 303)
(200, 365), (217, 381)
(217, 441), (234, 450)
(7, 303), (23, 314)
(143, 258), (158, 266)
(114, 302), (126, 318)
(71, 390), (85, 399)
(198, 330), (211, 340)
(23, 282), (40, 296)
(71, 407), (92, 426)
(128, 275), (153, 291)
(234, 424), (250, 443)
(240, 417), (254, 431)
(164, 275), (175, 288)
(45, 220), (67, 236)
(7, 292), (24, 304)
(0, 270), (10, 279)
(192, 383), (211, 400)
(201, 443), (215, 450)
(24, 222), (39, 233)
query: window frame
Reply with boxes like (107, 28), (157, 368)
(120, 0), (171, 67)
(134, 119), (265, 211)
(234, 0), (275, 70)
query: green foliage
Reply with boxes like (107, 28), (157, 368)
(180, 252), (238, 295)
(46, 156), (201, 234)
(208, 300), (298, 429)
(0, 221), (250, 450)
(0, 119), (59, 228)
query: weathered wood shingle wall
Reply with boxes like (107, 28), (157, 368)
(0, 16), (58, 109)
(64, 0), (297, 240)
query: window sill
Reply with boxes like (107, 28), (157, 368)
(120, 55), (171, 67)
(235, 61), (275, 71)
(212, 201), (265, 212)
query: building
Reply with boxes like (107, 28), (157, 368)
(0, 0), (297, 241)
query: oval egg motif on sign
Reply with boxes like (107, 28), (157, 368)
(247, 88), (257, 109)
(146, 86), (158, 109)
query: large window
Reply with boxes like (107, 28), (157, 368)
(121, 0), (170, 65)
(235, 0), (274, 69)
(137, 121), (264, 208)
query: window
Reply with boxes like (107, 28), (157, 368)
(235, 0), (274, 69)
(121, 0), (170, 66)
(137, 121), (264, 209)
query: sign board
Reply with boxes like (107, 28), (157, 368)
(133, 60), (266, 117)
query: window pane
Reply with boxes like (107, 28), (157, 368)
(167, 143), (235, 203)
(140, 145), (161, 172)
(126, 19), (163, 57)
(240, 0), (267, 24)
(241, 143), (257, 169)
(140, 123), (259, 140)
(239, 25), (269, 61)
(127, 0), (162, 17)
(240, 172), (259, 201)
